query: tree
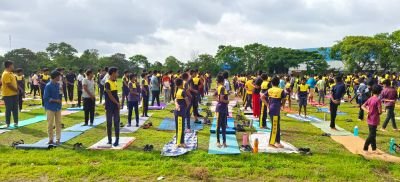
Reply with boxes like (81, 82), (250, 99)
(243, 43), (269, 71)
(215, 45), (246, 74)
(45, 42), (79, 70)
(109, 53), (130, 74)
(79, 49), (100, 71)
(164, 56), (183, 72)
(150, 61), (163, 72)
(4, 48), (37, 74)
(129, 54), (151, 71)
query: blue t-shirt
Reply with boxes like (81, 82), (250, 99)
(44, 81), (62, 111)
(150, 75), (160, 91)
(306, 78), (316, 89)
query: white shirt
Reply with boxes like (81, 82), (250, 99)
(77, 74), (84, 82)
(224, 79), (230, 91)
(101, 73), (109, 86)
(82, 78), (95, 98)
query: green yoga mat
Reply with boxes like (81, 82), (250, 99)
(208, 134), (240, 155)
(0, 115), (46, 129)
(310, 121), (352, 136)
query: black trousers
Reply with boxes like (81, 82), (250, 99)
(62, 85), (67, 102)
(77, 91), (82, 107)
(245, 94), (252, 109)
(170, 85), (175, 100)
(192, 93), (199, 117)
(83, 98), (95, 125)
(151, 90), (160, 106)
(40, 86), (45, 106)
(32, 85), (39, 97)
(18, 93), (23, 111)
(260, 102), (268, 128)
(128, 101), (139, 125)
(216, 112), (227, 143)
(363, 125), (377, 151)
(358, 103), (364, 120)
(67, 85), (74, 102)
(142, 94), (149, 116)
(99, 85), (104, 103)
(382, 106), (397, 129)
(106, 108), (120, 144)
(330, 102), (339, 128)
(174, 109), (186, 144)
(186, 102), (192, 129)
(4, 95), (19, 125)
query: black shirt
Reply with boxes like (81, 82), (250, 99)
(66, 73), (76, 84)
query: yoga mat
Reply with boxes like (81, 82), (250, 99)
(64, 116), (107, 132)
(286, 114), (312, 122)
(317, 107), (346, 115)
(208, 134), (240, 155)
(120, 114), (153, 133)
(35, 131), (83, 145)
(210, 118), (235, 134)
(88, 137), (136, 150)
(157, 118), (203, 131)
(0, 130), (10, 134)
(161, 132), (198, 157)
(331, 136), (400, 163)
(148, 103), (167, 110)
(0, 115), (46, 129)
(20, 109), (31, 113)
(252, 120), (271, 133)
(310, 121), (352, 136)
(66, 107), (83, 111)
(249, 133), (299, 154)
(61, 110), (79, 116)
(245, 115), (259, 121)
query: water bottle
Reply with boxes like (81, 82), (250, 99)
(390, 138), (395, 154)
(253, 138), (259, 153)
(242, 133), (249, 146)
(353, 126), (358, 136)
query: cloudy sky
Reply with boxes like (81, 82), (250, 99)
(0, 0), (399, 62)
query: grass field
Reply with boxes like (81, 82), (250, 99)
(0, 79), (400, 181)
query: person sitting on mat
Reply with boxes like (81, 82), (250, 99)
(361, 85), (382, 154)
(261, 76), (286, 148)
(259, 73), (270, 129)
(216, 74), (229, 148)
(44, 70), (62, 145)
(298, 77), (309, 117)
(127, 73), (141, 127)
(174, 78), (189, 148)
(104, 67), (120, 147)
(82, 69), (96, 126)
(330, 75), (346, 130)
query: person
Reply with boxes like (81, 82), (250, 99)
(252, 71), (263, 118)
(356, 78), (371, 121)
(104, 67), (120, 147)
(127, 73), (141, 127)
(77, 69), (85, 108)
(15, 68), (25, 111)
(361, 85), (382, 154)
(189, 70), (201, 121)
(56, 68), (66, 103)
(244, 74), (253, 110)
(259, 73), (269, 129)
(65, 69), (76, 104)
(98, 68), (106, 104)
(31, 71), (40, 98)
(174, 78), (188, 148)
(182, 72), (193, 132)
(82, 69), (96, 126)
(306, 75), (317, 103)
(121, 70), (130, 109)
(39, 68), (50, 106)
(150, 70), (160, 106)
(284, 77), (292, 110)
(216, 74), (229, 148)
(44, 70), (62, 145)
(141, 72), (149, 117)
(330, 75), (346, 130)
(316, 75), (326, 105)
(162, 72), (171, 103)
(380, 79), (398, 131)
(261, 76), (286, 148)
(2, 60), (19, 128)
(298, 77), (309, 117)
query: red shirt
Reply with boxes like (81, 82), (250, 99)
(162, 75), (171, 83)
(380, 87), (397, 107)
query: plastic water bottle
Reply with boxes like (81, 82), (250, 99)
(353, 126), (358, 136)
(253, 138), (259, 153)
(242, 133), (249, 146)
(390, 138), (395, 154)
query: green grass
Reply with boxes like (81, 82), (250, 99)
(0, 80), (400, 181)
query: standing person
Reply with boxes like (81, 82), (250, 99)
(316, 75), (326, 105)
(82, 69), (96, 126)
(306, 75), (317, 103)
(216, 74), (229, 148)
(330, 75), (346, 130)
(150, 70), (160, 106)
(170, 73), (176, 101)
(2, 61), (19, 128)
(66, 69), (76, 104)
(252, 71), (263, 118)
(284, 77), (292, 110)
(162, 72), (171, 103)
(141, 72), (149, 117)
(39, 68), (50, 106)
(361, 85), (382, 154)
(189, 70), (201, 121)
(15, 68), (25, 111)
(98, 68), (106, 104)
(174, 78), (188, 148)
(356, 78), (371, 121)
(380, 79), (398, 131)
(121, 70), (130, 109)
(244, 75), (254, 110)
(32, 71), (40, 98)
(28, 73), (32, 95)
(298, 77), (309, 117)
(261, 76), (286, 148)
(104, 67), (120, 147)
(43, 70), (62, 145)
(59, 68), (68, 103)
(182, 72), (193, 131)
(56, 68), (66, 103)
(259, 73), (269, 129)
(127, 74), (141, 127)
(76, 69), (85, 108)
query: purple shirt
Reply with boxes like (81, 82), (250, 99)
(265, 86), (286, 116)
(364, 96), (381, 126)
(380, 87), (397, 107)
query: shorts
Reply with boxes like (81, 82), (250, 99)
(299, 97), (307, 106)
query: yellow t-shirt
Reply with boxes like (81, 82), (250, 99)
(1, 70), (18, 96)
(245, 80), (254, 94)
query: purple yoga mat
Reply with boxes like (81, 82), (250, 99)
(148, 103), (167, 110)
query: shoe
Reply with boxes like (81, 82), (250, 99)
(113, 142), (119, 147)
(136, 124), (139, 127)
(14, 123), (18, 128)
(82, 124), (88, 126)
(48, 140), (54, 145)
(148, 122), (153, 126)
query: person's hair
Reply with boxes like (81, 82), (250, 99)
(50, 70), (61, 79)
(79, 69), (84, 73)
(182, 72), (189, 80)
(124, 70), (129, 74)
(383, 79), (391, 86)
(301, 77), (306, 82)
(335, 75), (342, 82)
(257, 70), (263, 75)
(271, 76), (280, 86)
(56, 68), (63, 72)
(217, 74), (224, 83)
(4, 60), (13, 68)
(190, 70), (195, 75)
(85, 69), (93, 76)
(222, 71), (229, 79)
(141, 72), (147, 78)
(15, 68), (23, 73)
(175, 78), (183, 87)
(261, 73), (268, 80)
(104, 67), (109, 72)
(108, 67), (118, 75)
(372, 85), (382, 95)
(129, 73), (137, 80)
(318, 75), (322, 79)
(42, 68), (49, 72)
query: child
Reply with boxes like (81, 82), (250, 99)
(15, 68), (25, 111)
(43, 70), (62, 145)
(127, 74), (141, 127)
(361, 85), (382, 154)
(141, 72), (149, 117)
(298, 77), (309, 117)
(216, 74), (229, 148)
(82, 69), (96, 126)
(104, 67), (120, 147)
(261, 76), (286, 148)
(174, 78), (189, 147)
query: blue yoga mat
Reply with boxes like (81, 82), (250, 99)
(252, 120), (271, 133)
(208, 134), (240, 155)
(158, 118), (203, 131)
(210, 118), (235, 134)
(66, 107), (83, 111)
(35, 131), (83, 145)
(0, 115), (46, 129)
(64, 116), (107, 132)
(317, 108), (346, 115)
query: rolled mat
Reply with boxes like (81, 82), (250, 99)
(208, 134), (240, 155)
(331, 136), (400, 163)
(158, 118), (203, 131)
(210, 117), (235, 134)
(88, 137), (136, 150)
(161, 132), (198, 157)
(16, 144), (56, 150)
(249, 133), (298, 153)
